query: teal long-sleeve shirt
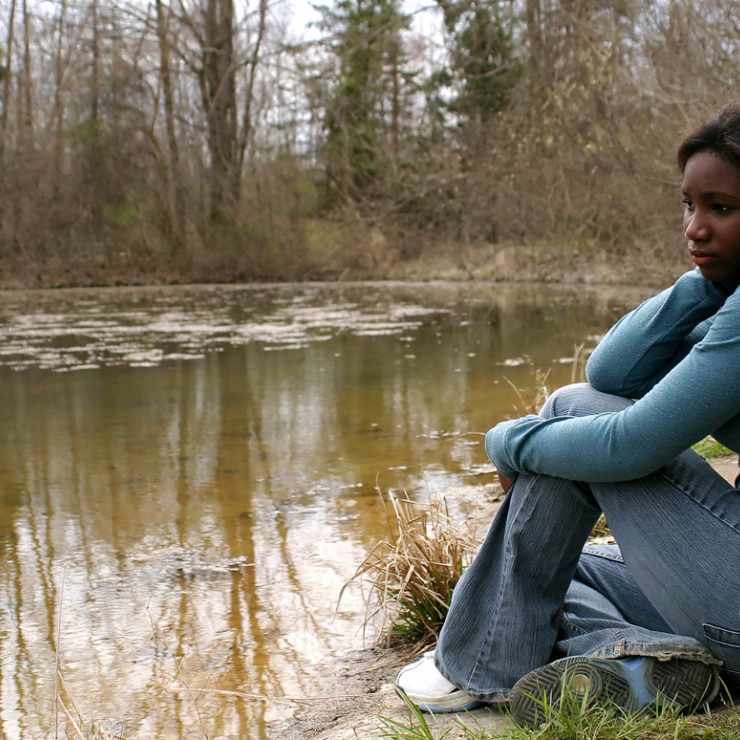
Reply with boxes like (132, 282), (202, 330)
(485, 269), (740, 482)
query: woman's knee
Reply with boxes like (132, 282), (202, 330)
(539, 383), (633, 419)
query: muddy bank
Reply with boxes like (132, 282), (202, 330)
(0, 241), (688, 291)
(390, 243), (687, 291)
(274, 456), (738, 740)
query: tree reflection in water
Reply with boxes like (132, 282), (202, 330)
(0, 281), (646, 737)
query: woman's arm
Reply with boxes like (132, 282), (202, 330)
(586, 269), (729, 398)
(487, 284), (740, 481)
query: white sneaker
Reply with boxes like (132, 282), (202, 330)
(395, 652), (482, 713)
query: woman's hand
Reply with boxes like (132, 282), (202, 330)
(498, 472), (517, 494)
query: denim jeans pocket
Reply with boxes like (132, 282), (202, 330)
(702, 622), (740, 687)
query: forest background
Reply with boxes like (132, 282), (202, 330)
(0, 0), (738, 289)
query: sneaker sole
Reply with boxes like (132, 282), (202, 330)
(509, 657), (718, 726)
(394, 683), (483, 713)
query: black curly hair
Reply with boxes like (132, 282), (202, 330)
(677, 103), (740, 173)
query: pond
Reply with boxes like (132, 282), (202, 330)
(0, 280), (650, 738)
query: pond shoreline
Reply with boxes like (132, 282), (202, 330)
(0, 243), (689, 292)
(277, 455), (739, 739)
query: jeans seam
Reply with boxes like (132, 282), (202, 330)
(559, 609), (588, 637)
(582, 546), (624, 564)
(470, 474), (543, 690)
(658, 466), (740, 535)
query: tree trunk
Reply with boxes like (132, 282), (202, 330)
(89, 0), (103, 229)
(200, 0), (237, 222)
(234, 0), (267, 201)
(0, 0), (16, 165)
(20, 0), (33, 152)
(52, 0), (67, 198)
(525, 0), (542, 67)
(156, 0), (186, 250)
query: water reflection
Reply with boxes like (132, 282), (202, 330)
(0, 281), (648, 737)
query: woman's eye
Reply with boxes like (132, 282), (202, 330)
(682, 198), (694, 211)
(712, 203), (733, 214)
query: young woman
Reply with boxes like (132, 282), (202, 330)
(395, 103), (740, 725)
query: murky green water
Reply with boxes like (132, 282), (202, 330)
(0, 281), (647, 738)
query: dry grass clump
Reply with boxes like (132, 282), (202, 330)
(505, 345), (589, 418)
(588, 514), (614, 543)
(349, 355), (603, 647)
(505, 367), (552, 417)
(348, 486), (614, 647)
(344, 492), (478, 648)
(55, 673), (129, 738)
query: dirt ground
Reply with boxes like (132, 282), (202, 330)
(270, 456), (738, 740)
(268, 645), (513, 740)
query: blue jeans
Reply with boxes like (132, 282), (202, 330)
(435, 383), (740, 703)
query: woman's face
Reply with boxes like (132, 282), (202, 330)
(682, 150), (740, 285)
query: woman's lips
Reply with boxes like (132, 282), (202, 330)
(689, 248), (715, 266)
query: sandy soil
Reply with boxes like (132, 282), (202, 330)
(271, 455), (738, 740)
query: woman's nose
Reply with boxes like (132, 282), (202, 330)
(684, 211), (709, 241)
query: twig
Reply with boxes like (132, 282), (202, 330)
(56, 690), (83, 738)
(170, 686), (369, 705)
(54, 567), (66, 738)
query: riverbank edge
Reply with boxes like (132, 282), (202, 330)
(0, 242), (689, 292)
(277, 455), (739, 740)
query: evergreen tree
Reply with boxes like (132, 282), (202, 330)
(314, 0), (411, 203)
(435, 0), (520, 124)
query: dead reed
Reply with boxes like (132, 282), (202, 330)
(342, 491), (479, 648)
(348, 352), (605, 646)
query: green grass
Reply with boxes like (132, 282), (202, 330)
(692, 436), (734, 460)
(377, 689), (740, 740)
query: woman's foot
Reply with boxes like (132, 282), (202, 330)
(395, 652), (483, 713)
(510, 656), (720, 726)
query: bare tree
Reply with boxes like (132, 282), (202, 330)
(19, 0), (32, 151)
(0, 0), (16, 165)
(173, 0), (269, 224)
(51, 0), (68, 198)
(156, 0), (186, 249)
